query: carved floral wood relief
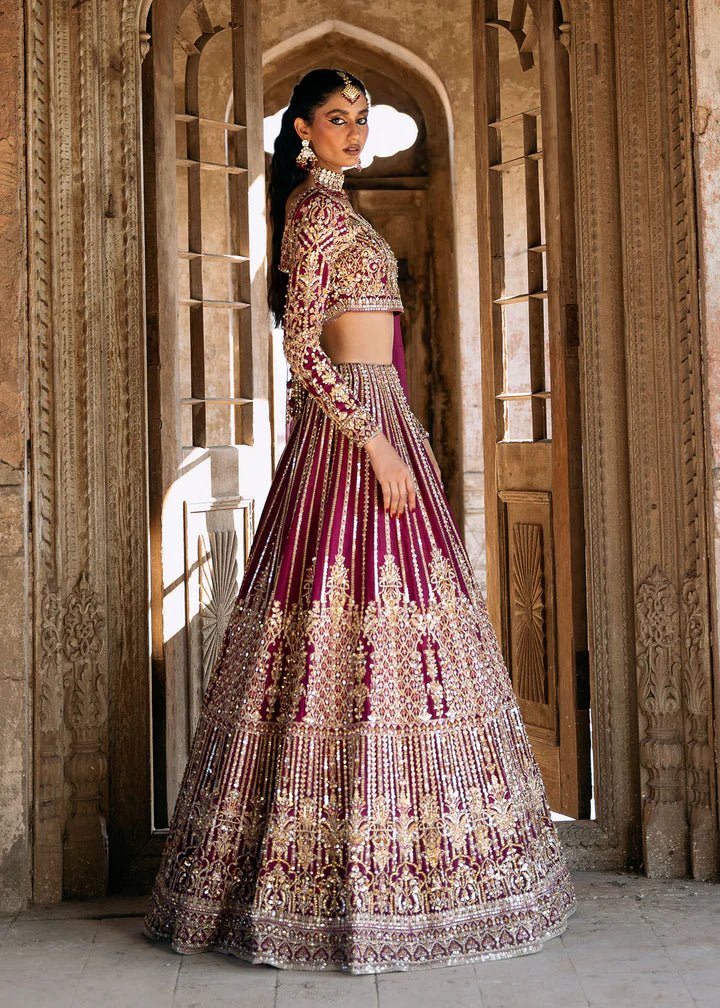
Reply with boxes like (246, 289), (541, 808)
(511, 522), (549, 706)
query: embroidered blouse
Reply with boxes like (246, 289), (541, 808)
(280, 183), (427, 448)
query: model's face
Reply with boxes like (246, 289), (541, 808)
(295, 89), (369, 173)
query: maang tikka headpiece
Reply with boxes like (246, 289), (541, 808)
(336, 69), (369, 109)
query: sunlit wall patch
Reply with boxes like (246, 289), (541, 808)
(264, 104), (419, 168)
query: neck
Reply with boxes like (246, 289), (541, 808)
(309, 163), (345, 192)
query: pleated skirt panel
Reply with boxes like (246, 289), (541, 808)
(143, 361), (576, 973)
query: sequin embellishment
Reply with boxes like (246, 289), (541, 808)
(143, 362), (577, 972)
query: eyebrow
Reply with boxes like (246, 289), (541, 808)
(324, 107), (369, 116)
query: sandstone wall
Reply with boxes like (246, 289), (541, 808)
(690, 0), (720, 760)
(0, 0), (30, 912)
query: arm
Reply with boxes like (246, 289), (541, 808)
(282, 195), (382, 448)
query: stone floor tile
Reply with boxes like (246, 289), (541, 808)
(0, 917), (99, 951)
(276, 969), (377, 1008)
(477, 970), (589, 1008)
(640, 902), (720, 946)
(173, 955), (278, 1008)
(376, 963), (481, 1008)
(568, 946), (679, 977)
(0, 979), (86, 1008)
(576, 968), (695, 1007)
(665, 960), (720, 1005)
(0, 917), (100, 1007)
(71, 947), (181, 1005)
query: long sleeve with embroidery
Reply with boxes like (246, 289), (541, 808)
(280, 194), (384, 448)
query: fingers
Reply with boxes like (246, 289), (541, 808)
(396, 482), (408, 517)
(384, 472), (417, 518)
(373, 446), (418, 519)
(390, 480), (403, 517)
(382, 481), (398, 516)
(382, 480), (402, 517)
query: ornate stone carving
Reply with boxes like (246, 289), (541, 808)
(614, 0), (718, 879)
(61, 572), (108, 897)
(682, 576), (717, 877)
(662, 0), (717, 880)
(542, 0), (637, 866)
(35, 586), (64, 902)
(102, 0), (152, 879)
(636, 569), (683, 784)
(27, 0), (66, 903)
(20, 0), (718, 903)
(635, 567), (687, 876)
(26, 0), (151, 899)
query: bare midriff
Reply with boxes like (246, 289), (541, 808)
(320, 310), (395, 364)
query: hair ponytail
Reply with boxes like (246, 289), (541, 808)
(267, 68), (368, 326)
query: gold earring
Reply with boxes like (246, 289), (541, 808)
(295, 138), (316, 170)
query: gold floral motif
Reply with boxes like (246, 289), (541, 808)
(144, 360), (576, 972)
(204, 548), (516, 733)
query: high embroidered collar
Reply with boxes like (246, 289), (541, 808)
(309, 164), (345, 192)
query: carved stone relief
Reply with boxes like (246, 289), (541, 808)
(614, 0), (718, 878)
(27, 0), (151, 898)
(20, 0), (719, 905)
(61, 572), (108, 898)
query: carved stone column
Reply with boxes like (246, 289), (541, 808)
(26, 0), (151, 899)
(614, 0), (718, 879)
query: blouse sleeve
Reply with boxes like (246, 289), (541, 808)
(281, 195), (382, 448)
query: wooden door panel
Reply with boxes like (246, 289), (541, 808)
(499, 490), (557, 739)
(474, 0), (591, 819)
(499, 488), (563, 810)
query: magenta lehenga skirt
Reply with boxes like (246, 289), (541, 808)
(143, 360), (577, 973)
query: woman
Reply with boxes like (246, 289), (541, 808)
(143, 67), (576, 973)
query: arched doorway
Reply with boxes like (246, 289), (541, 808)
(263, 27), (464, 526)
(140, 0), (271, 836)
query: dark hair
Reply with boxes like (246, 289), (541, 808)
(267, 68), (368, 326)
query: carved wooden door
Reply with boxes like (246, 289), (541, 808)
(473, 0), (591, 817)
(142, 0), (270, 827)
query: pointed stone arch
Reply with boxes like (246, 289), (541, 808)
(262, 22), (465, 523)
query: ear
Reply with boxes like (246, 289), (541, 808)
(293, 116), (310, 141)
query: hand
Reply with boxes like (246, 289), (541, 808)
(364, 431), (417, 517)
